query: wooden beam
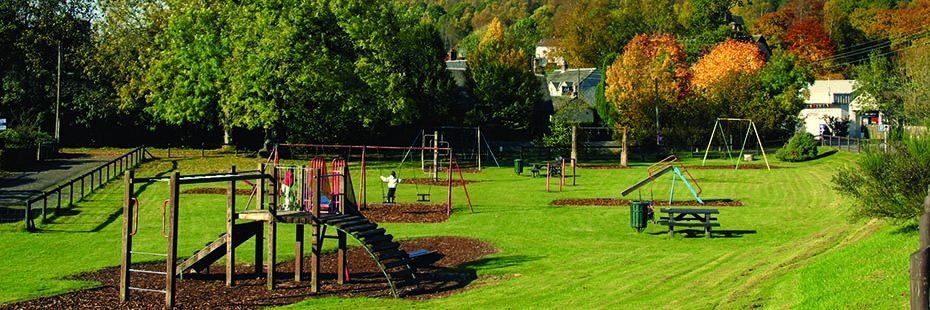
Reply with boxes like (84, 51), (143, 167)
(226, 165), (236, 287)
(119, 170), (134, 303)
(166, 172), (180, 308)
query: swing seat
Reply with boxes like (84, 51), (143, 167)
(417, 193), (431, 202)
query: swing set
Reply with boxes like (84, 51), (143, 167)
(272, 143), (473, 216)
(701, 118), (771, 170)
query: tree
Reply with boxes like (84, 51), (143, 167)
(605, 34), (688, 167)
(691, 39), (766, 92)
(466, 18), (541, 133)
(551, 0), (622, 67)
(854, 52), (904, 129)
(784, 18), (836, 71)
(143, 0), (232, 144)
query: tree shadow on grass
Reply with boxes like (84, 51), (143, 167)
(36, 159), (181, 233)
(813, 149), (838, 160)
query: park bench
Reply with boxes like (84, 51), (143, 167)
(658, 208), (720, 238)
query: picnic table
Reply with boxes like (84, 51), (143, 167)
(658, 208), (720, 238)
(529, 162), (561, 178)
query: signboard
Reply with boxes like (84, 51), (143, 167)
(0, 118), (6, 130)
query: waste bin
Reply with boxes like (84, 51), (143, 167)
(630, 201), (651, 232)
(514, 159), (523, 174)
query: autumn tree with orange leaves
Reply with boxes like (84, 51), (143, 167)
(691, 39), (766, 91)
(605, 34), (688, 167)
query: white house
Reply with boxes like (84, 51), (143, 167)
(800, 79), (876, 138)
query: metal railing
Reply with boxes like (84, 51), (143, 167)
(20, 147), (153, 230)
(819, 135), (883, 153)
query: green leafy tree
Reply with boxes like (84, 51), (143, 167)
(466, 18), (541, 133)
(854, 52), (904, 129)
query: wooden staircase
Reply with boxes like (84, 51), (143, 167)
(175, 221), (263, 275)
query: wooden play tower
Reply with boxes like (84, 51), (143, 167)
(119, 164), (418, 308)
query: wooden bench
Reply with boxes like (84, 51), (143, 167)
(658, 208), (720, 238)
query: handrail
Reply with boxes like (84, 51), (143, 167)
(648, 155), (679, 176)
(21, 146), (152, 230)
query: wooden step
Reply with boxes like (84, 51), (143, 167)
(378, 249), (407, 261)
(329, 218), (369, 228)
(360, 234), (392, 244)
(323, 216), (366, 225)
(354, 228), (386, 239)
(370, 241), (400, 253)
(341, 223), (377, 232)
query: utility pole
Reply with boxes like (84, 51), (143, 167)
(55, 42), (61, 143)
(654, 79), (660, 147)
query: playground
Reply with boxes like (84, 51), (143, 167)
(0, 146), (915, 308)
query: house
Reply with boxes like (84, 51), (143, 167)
(751, 35), (772, 59)
(545, 68), (601, 106)
(535, 41), (564, 71)
(800, 80), (876, 138)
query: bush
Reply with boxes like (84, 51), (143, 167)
(833, 135), (930, 220)
(776, 132), (819, 162)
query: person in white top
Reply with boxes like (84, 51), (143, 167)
(380, 171), (401, 203)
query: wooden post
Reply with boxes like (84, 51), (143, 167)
(337, 167), (347, 284)
(295, 224), (304, 282)
(546, 163), (551, 192)
(447, 152), (454, 216)
(911, 189), (930, 309)
(119, 170), (134, 303)
(267, 165), (278, 290)
(166, 172), (180, 308)
(477, 127), (482, 171)
(226, 166), (236, 286)
(571, 125), (577, 166)
(24, 201), (31, 230)
(572, 159), (576, 186)
(310, 168), (321, 292)
(254, 166), (264, 278)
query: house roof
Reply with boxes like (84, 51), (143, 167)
(546, 68), (596, 83)
(805, 80), (856, 104)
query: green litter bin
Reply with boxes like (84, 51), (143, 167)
(630, 201), (651, 232)
(514, 159), (523, 174)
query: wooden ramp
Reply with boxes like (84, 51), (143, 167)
(175, 221), (263, 275)
(278, 212), (419, 297)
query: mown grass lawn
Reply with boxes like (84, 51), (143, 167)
(0, 147), (915, 308)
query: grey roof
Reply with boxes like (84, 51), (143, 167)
(546, 68), (596, 83)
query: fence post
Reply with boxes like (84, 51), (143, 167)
(25, 201), (32, 230)
(201, 143), (205, 157)
(42, 194), (47, 222)
(56, 188), (61, 214)
(81, 176), (85, 198)
(911, 189), (930, 309)
(69, 182), (73, 207)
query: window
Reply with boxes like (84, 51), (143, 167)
(834, 93), (852, 104)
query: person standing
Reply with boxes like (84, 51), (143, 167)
(380, 171), (401, 203)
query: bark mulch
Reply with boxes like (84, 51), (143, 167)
(361, 203), (449, 223)
(403, 178), (479, 186)
(182, 188), (254, 195)
(575, 164), (630, 170)
(691, 164), (780, 169)
(550, 198), (743, 207)
(0, 237), (498, 310)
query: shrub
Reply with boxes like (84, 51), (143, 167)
(833, 135), (930, 220)
(776, 132), (818, 162)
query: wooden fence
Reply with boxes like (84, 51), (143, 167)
(21, 147), (153, 230)
(819, 135), (884, 153)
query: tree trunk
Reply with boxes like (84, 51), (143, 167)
(223, 127), (232, 146)
(620, 127), (628, 168)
